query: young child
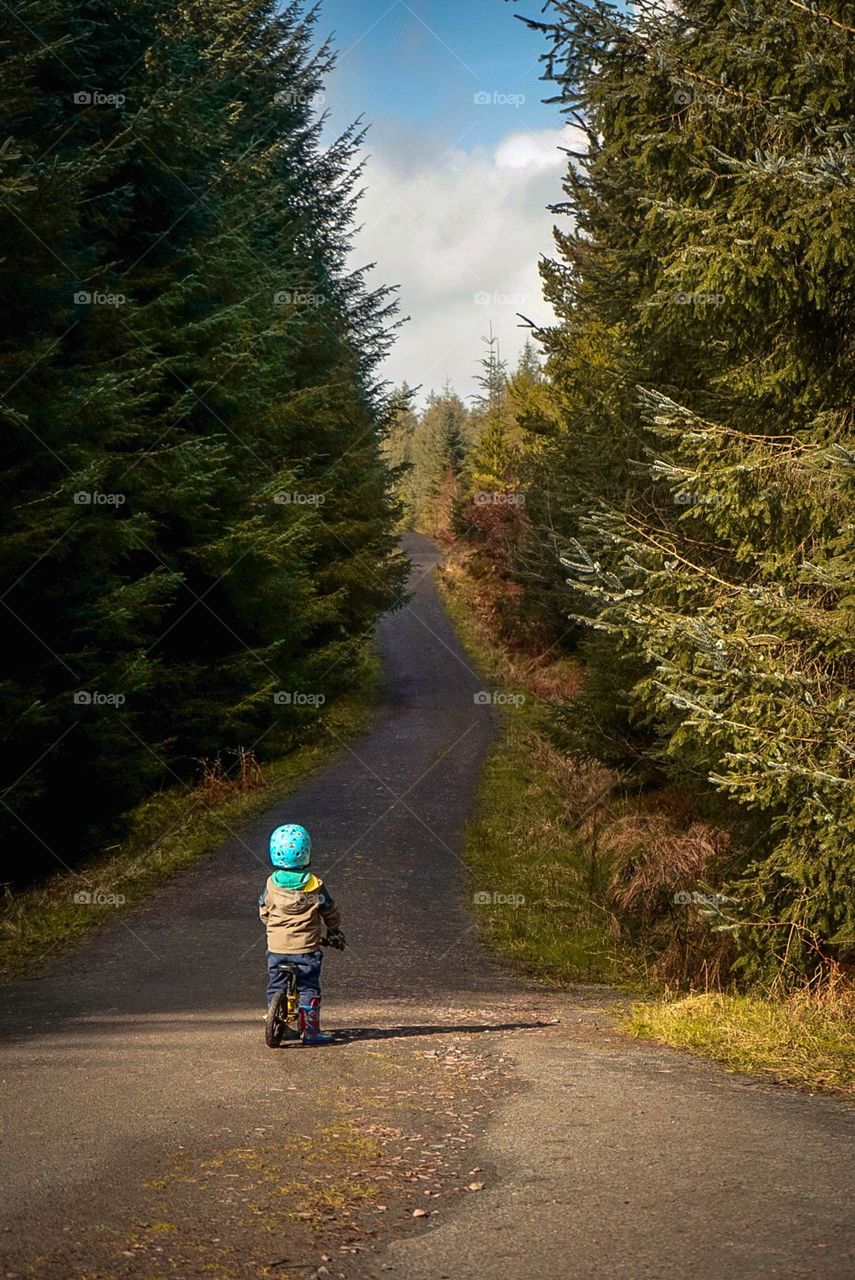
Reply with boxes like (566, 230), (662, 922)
(259, 823), (344, 1045)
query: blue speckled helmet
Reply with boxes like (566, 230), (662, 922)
(269, 824), (311, 869)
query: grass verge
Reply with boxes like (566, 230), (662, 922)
(437, 558), (622, 984)
(437, 545), (855, 1093)
(624, 988), (855, 1095)
(0, 657), (381, 983)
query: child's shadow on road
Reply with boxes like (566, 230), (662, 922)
(333, 1020), (554, 1042)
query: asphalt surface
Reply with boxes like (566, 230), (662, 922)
(0, 533), (853, 1280)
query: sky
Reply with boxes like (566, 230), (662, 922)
(314, 0), (576, 402)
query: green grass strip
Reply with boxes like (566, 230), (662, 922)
(438, 566), (619, 984)
(625, 991), (855, 1094)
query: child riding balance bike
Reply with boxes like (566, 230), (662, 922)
(259, 823), (345, 1046)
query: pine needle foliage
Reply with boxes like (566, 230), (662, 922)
(518, 0), (855, 982)
(0, 1), (406, 882)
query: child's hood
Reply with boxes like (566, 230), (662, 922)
(265, 872), (324, 906)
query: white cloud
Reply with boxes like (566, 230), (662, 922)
(495, 124), (584, 171)
(350, 126), (578, 403)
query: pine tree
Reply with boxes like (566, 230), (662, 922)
(0, 0), (183, 870)
(501, 340), (574, 644)
(522, 0), (855, 980)
(0, 0), (406, 883)
(468, 330), (515, 491)
(406, 386), (471, 532)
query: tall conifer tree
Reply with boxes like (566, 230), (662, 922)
(520, 0), (855, 979)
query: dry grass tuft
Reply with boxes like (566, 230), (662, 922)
(603, 811), (733, 986)
(197, 747), (265, 802)
(516, 654), (585, 703)
(604, 814), (728, 917)
(529, 738), (617, 839)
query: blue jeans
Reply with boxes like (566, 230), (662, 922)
(266, 949), (323, 1005)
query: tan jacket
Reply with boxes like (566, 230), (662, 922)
(259, 873), (341, 954)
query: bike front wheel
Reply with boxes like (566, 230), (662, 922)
(265, 991), (289, 1048)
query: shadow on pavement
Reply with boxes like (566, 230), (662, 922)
(333, 1020), (553, 1041)
(264, 1019), (554, 1048)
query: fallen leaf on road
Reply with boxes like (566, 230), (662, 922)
(467, 1182), (485, 1191)
(412, 1208), (430, 1217)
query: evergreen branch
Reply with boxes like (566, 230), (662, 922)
(611, 511), (747, 593)
(786, 0), (855, 35)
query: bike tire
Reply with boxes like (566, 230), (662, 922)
(265, 991), (288, 1048)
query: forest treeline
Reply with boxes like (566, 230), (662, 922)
(392, 0), (854, 986)
(0, 0), (405, 884)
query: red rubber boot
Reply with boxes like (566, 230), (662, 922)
(299, 997), (333, 1045)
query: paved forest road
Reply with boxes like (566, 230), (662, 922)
(1, 534), (853, 1280)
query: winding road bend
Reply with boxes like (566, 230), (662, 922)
(1, 534), (853, 1280)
